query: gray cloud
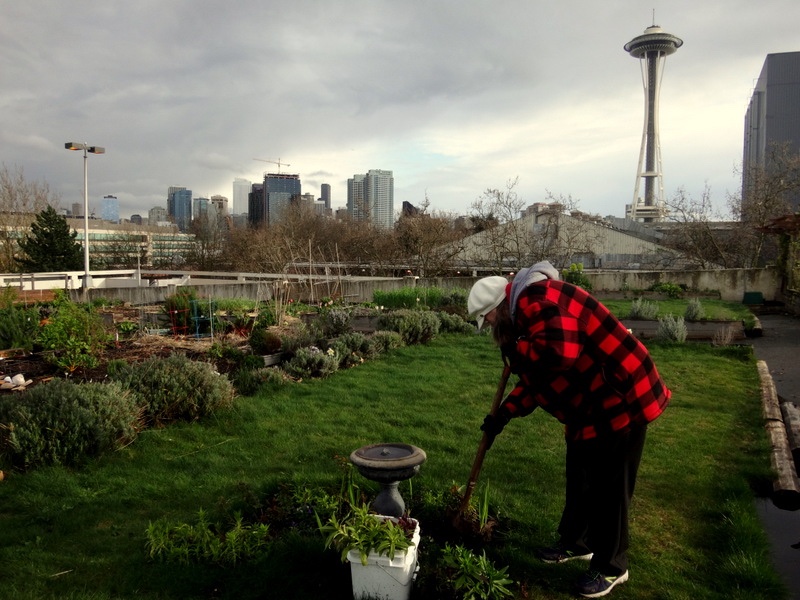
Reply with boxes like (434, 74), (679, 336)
(1, 0), (798, 221)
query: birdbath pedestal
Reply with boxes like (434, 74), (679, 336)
(350, 443), (426, 517)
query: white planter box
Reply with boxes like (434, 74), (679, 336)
(347, 518), (420, 600)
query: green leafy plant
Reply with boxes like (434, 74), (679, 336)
(436, 311), (475, 334)
(36, 298), (110, 374)
(649, 281), (685, 299)
(562, 263), (593, 291)
(317, 503), (417, 566)
(163, 289), (196, 333)
(318, 308), (352, 337)
(145, 509), (270, 566)
(440, 543), (514, 600)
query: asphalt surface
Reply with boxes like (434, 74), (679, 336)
(749, 313), (800, 599)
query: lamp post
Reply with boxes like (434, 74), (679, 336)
(65, 142), (105, 288)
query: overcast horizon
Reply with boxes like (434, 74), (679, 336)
(1, 1), (798, 222)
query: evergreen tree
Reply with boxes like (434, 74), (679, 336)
(15, 206), (83, 272)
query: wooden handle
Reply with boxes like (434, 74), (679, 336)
(458, 363), (512, 516)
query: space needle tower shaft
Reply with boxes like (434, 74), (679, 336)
(624, 24), (682, 222)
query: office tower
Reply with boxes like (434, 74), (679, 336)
(100, 195), (119, 223)
(743, 52), (800, 212)
(130, 214), (143, 225)
(71, 202), (82, 218)
(167, 187), (192, 232)
(624, 24), (683, 222)
(320, 183), (331, 210)
(265, 173), (301, 224)
(149, 206), (168, 225)
(210, 195), (229, 216)
(232, 177), (251, 215)
(348, 170), (394, 228)
(248, 183), (265, 227)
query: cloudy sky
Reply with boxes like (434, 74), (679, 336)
(1, 1), (798, 221)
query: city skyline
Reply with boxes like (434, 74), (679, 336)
(1, 2), (799, 222)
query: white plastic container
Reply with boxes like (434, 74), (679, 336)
(347, 518), (420, 600)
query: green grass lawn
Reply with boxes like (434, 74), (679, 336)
(0, 333), (786, 599)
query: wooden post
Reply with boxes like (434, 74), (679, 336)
(758, 360), (800, 510)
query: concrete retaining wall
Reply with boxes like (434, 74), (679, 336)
(32, 266), (776, 306)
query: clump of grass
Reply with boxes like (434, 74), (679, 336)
(684, 298), (706, 322)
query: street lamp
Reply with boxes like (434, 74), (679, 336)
(65, 142), (105, 288)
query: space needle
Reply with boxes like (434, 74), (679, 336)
(624, 23), (683, 222)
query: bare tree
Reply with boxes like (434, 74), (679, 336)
(395, 195), (465, 276)
(467, 177), (530, 272)
(0, 165), (59, 271)
(733, 142), (800, 267)
(661, 185), (735, 268)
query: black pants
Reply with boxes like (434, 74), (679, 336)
(557, 425), (648, 576)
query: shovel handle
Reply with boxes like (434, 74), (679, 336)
(458, 363), (512, 516)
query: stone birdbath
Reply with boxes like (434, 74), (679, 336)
(350, 443), (427, 517)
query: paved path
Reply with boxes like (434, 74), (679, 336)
(749, 314), (800, 599)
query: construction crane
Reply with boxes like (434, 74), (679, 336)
(253, 157), (291, 174)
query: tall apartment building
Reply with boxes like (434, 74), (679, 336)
(232, 177), (251, 215)
(167, 187), (192, 232)
(743, 51), (800, 211)
(347, 169), (394, 228)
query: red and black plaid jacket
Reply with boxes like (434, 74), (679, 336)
(498, 279), (670, 441)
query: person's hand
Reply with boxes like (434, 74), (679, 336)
(480, 413), (509, 450)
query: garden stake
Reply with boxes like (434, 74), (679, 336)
(453, 362), (511, 532)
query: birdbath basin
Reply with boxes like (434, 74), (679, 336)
(350, 443), (426, 517)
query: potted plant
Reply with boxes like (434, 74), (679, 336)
(318, 503), (420, 600)
(248, 326), (283, 366)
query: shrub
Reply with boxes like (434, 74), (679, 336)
(656, 314), (688, 343)
(370, 330), (404, 354)
(684, 298), (705, 322)
(107, 354), (235, 427)
(377, 309), (440, 345)
(163, 289), (196, 333)
(231, 366), (289, 396)
(562, 263), (593, 291)
(36, 298), (110, 374)
(628, 297), (659, 320)
(436, 311), (475, 334)
(0, 379), (142, 470)
(282, 346), (339, 380)
(0, 304), (40, 351)
(248, 326), (283, 355)
(649, 281), (685, 299)
(318, 309), (352, 337)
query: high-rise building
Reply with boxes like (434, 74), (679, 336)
(624, 24), (683, 222)
(100, 195), (119, 223)
(320, 183), (331, 210)
(210, 195), (229, 216)
(268, 173), (301, 224)
(71, 202), (82, 218)
(743, 51), (800, 212)
(232, 178), (251, 215)
(247, 183), (265, 227)
(148, 206), (168, 225)
(347, 170), (394, 228)
(167, 187), (192, 232)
